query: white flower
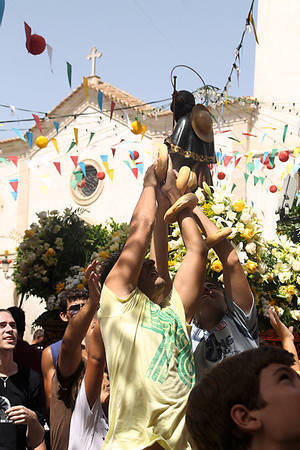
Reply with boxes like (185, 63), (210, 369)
(245, 242), (256, 255)
(240, 210), (252, 223)
(292, 259), (300, 272)
(290, 310), (300, 321)
(37, 211), (47, 220)
(55, 237), (64, 251)
(226, 210), (237, 221)
(276, 307), (284, 317)
(212, 203), (225, 215)
(237, 251), (248, 264)
(278, 271), (293, 283)
(236, 223), (245, 233)
(53, 225), (61, 234)
(195, 188), (205, 204)
(109, 242), (119, 252)
(297, 276), (300, 285)
(258, 262), (267, 274)
(172, 227), (181, 238)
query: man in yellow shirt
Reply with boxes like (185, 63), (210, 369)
(96, 159), (210, 449)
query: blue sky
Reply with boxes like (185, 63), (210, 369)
(0, 0), (257, 139)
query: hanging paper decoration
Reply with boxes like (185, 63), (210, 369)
(286, 162), (293, 174)
(269, 185), (277, 193)
(249, 12), (259, 44)
(12, 128), (26, 142)
(100, 155), (108, 163)
(261, 153), (269, 165)
(244, 173), (249, 182)
(97, 171), (105, 180)
(11, 191), (18, 201)
(26, 131), (33, 148)
(131, 119), (143, 135)
(8, 156), (18, 167)
(78, 161), (86, 177)
(132, 168), (138, 179)
(70, 179), (77, 190)
(53, 162), (61, 175)
(279, 151), (289, 162)
(261, 133), (267, 143)
(125, 112), (131, 129)
(80, 179), (86, 188)
(36, 136), (48, 149)
(260, 176), (265, 185)
(242, 133), (257, 138)
(24, 22), (46, 55)
(136, 162), (144, 174)
(73, 171), (83, 185)
(123, 160), (131, 169)
(98, 91), (103, 111)
(54, 121), (59, 133)
(266, 161), (275, 170)
(234, 156), (241, 167)
(70, 155), (79, 168)
(247, 161), (255, 173)
(268, 156), (275, 169)
(83, 76), (88, 100)
(107, 169), (114, 181)
(129, 151), (139, 161)
(0, 0), (5, 26)
(111, 147), (116, 157)
(88, 132), (95, 145)
(246, 152), (253, 164)
(9, 179), (18, 192)
(67, 141), (76, 152)
(223, 156), (232, 167)
(228, 137), (240, 143)
(231, 183), (236, 193)
(253, 176), (259, 186)
(74, 128), (78, 145)
(110, 101), (115, 121)
(67, 62), (72, 88)
(141, 125), (147, 140)
(32, 114), (43, 133)
(271, 149), (278, 158)
(46, 43), (53, 73)
(0, 157), (8, 164)
(51, 138), (59, 154)
(294, 147), (300, 157)
(282, 124), (288, 143)
(217, 172), (225, 180)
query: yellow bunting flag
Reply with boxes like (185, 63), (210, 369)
(102, 161), (109, 171)
(286, 163), (293, 174)
(294, 147), (300, 157)
(249, 12), (259, 44)
(280, 171), (285, 180)
(107, 169), (114, 181)
(74, 128), (78, 146)
(246, 152), (253, 164)
(83, 77), (88, 100)
(51, 138), (59, 154)
(141, 125), (147, 141)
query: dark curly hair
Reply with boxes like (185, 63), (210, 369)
(99, 252), (121, 286)
(58, 288), (89, 313)
(186, 346), (294, 450)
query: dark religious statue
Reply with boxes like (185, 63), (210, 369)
(165, 90), (216, 188)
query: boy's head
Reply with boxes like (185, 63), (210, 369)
(195, 280), (227, 331)
(58, 288), (89, 322)
(186, 346), (300, 450)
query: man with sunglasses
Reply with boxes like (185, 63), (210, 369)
(190, 204), (258, 381)
(49, 260), (101, 450)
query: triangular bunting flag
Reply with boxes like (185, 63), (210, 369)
(260, 177), (265, 185)
(74, 171), (83, 185)
(74, 128), (78, 146)
(98, 91), (103, 111)
(107, 169), (114, 181)
(70, 179), (77, 190)
(132, 168), (138, 179)
(254, 176), (259, 186)
(67, 62), (72, 88)
(100, 155), (108, 163)
(123, 160), (131, 169)
(53, 162), (61, 175)
(88, 132), (95, 145)
(26, 131), (33, 148)
(32, 114), (42, 133)
(247, 162), (255, 173)
(46, 43), (53, 73)
(261, 133), (267, 143)
(110, 101), (115, 121)
(223, 155), (233, 167)
(249, 12), (259, 44)
(67, 141), (76, 152)
(286, 162), (293, 174)
(244, 173), (249, 183)
(234, 156), (241, 167)
(282, 124), (288, 143)
(13, 128), (26, 142)
(11, 191), (17, 201)
(70, 155), (79, 168)
(0, 157), (8, 164)
(125, 112), (131, 129)
(51, 138), (59, 154)
(102, 161), (109, 171)
(262, 152), (269, 164)
(246, 152), (253, 164)
(111, 147), (116, 157)
(271, 149), (278, 158)
(136, 162), (144, 174)
(231, 183), (236, 193)
(0, 0), (5, 26)
(228, 137), (240, 143)
(9, 179), (18, 192)
(8, 156), (18, 167)
(269, 156), (275, 168)
(83, 76), (88, 100)
(294, 147), (300, 157)
(78, 161), (86, 177)
(141, 126), (147, 140)
(54, 121), (59, 133)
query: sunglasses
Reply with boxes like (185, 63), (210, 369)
(67, 303), (86, 316)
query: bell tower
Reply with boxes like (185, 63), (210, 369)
(253, 0), (300, 103)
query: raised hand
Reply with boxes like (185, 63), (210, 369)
(143, 164), (158, 189)
(268, 308), (295, 341)
(85, 259), (101, 308)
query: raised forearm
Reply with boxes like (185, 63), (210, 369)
(178, 209), (207, 255)
(62, 301), (98, 350)
(281, 337), (300, 372)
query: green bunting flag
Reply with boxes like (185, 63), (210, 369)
(67, 62), (72, 88)
(228, 137), (240, 143)
(269, 156), (275, 168)
(88, 132), (95, 145)
(282, 124), (288, 143)
(260, 176), (265, 185)
(272, 149), (278, 158)
(67, 141), (76, 153)
(231, 183), (236, 193)
(73, 171), (83, 185)
(254, 176), (259, 186)
(247, 161), (255, 173)
(244, 173), (249, 183)
(70, 179), (77, 190)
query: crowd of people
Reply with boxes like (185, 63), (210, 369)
(0, 157), (299, 450)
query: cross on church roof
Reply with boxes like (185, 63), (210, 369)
(86, 47), (102, 76)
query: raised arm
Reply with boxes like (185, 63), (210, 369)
(162, 161), (208, 323)
(84, 321), (106, 409)
(105, 164), (158, 298)
(192, 206), (253, 315)
(57, 260), (101, 381)
(41, 346), (55, 418)
(149, 188), (172, 300)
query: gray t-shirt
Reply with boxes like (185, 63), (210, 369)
(191, 295), (258, 381)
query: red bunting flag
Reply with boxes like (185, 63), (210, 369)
(132, 168), (138, 179)
(111, 147), (116, 157)
(242, 133), (257, 137)
(8, 156), (18, 167)
(234, 156), (241, 167)
(223, 156), (233, 167)
(53, 162), (61, 175)
(32, 114), (43, 133)
(70, 155), (79, 168)
(110, 101), (115, 121)
(9, 180), (19, 192)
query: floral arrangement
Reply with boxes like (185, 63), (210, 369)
(168, 183), (300, 332)
(47, 265), (87, 311)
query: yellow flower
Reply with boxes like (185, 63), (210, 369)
(25, 229), (35, 239)
(211, 260), (223, 273)
(168, 259), (176, 267)
(112, 231), (120, 237)
(241, 228), (255, 240)
(56, 282), (65, 294)
(233, 200), (245, 212)
(77, 283), (84, 290)
(286, 285), (295, 296)
(46, 248), (56, 257)
(246, 260), (258, 273)
(81, 277), (87, 285)
(99, 250), (110, 259)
